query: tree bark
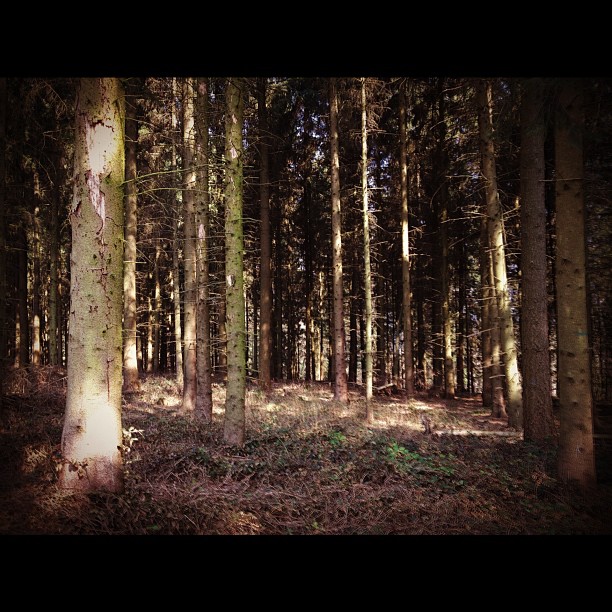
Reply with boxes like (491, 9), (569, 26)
(476, 79), (522, 428)
(329, 78), (349, 403)
(361, 78), (374, 422)
(0, 78), (6, 400)
(555, 78), (597, 487)
(195, 77), (213, 421)
(59, 78), (125, 493)
(170, 78), (183, 385)
(182, 77), (197, 411)
(32, 207), (41, 365)
(520, 78), (555, 442)
(399, 80), (414, 399)
(258, 77), (273, 392)
(123, 93), (139, 391)
(223, 78), (246, 446)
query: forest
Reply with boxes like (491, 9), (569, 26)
(1, 76), (611, 535)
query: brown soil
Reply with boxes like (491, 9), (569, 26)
(1, 367), (611, 535)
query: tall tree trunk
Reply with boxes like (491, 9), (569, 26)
(122, 92), (139, 391)
(17, 227), (29, 367)
(258, 77), (272, 391)
(182, 77), (197, 411)
(171, 78), (183, 385)
(480, 217), (493, 407)
(32, 207), (41, 365)
(399, 80), (414, 399)
(520, 78), (555, 442)
(195, 77), (213, 421)
(48, 149), (61, 366)
(152, 240), (161, 371)
(0, 78), (6, 400)
(329, 78), (348, 403)
(555, 78), (597, 487)
(361, 78), (374, 422)
(349, 251), (359, 384)
(59, 78), (125, 493)
(223, 78), (246, 446)
(476, 79), (522, 428)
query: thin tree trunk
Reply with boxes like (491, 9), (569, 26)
(329, 78), (348, 403)
(195, 77), (213, 421)
(182, 77), (197, 411)
(488, 237), (508, 417)
(480, 217), (493, 407)
(223, 78), (246, 446)
(32, 207), (41, 365)
(258, 77), (272, 391)
(349, 251), (359, 384)
(122, 92), (139, 391)
(152, 241), (161, 371)
(0, 77), (5, 402)
(520, 78), (555, 442)
(171, 78), (183, 386)
(48, 149), (60, 366)
(555, 78), (597, 487)
(361, 78), (374, 422)
(59, 78), (125, 493)
(17, 227), (28, 367)
(399, 81), (414, 399)
(476, 79), (522, 427)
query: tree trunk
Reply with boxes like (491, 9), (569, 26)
(182, 77), (197, 411)
(223, 78), (246, 446)
(258, 77), (273, 392)
(122, 92), (139, 391)
(349, 251), (359, 384)
(17, 227), (29, 367)
(399, 80), (414, 399)
(361, 78), (374, 422)
(329, 78), (349, 403)
(171, 78), (183, 385)
(480, 217), (493, 407)
(520, 78), (555, 442)
(0, 77), (6, 401)
(48, 149), (61, 366)
(32, 207), (41, 365)
(59, 78), (125, 493)
(476, 79), (522, 428)
(195, 77), (213, 421)
(555, 78), (597, 487)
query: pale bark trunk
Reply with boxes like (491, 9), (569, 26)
(520, 78), (555, 442)
(476, 79), (522, 428)
(223, 78), (246, 446)
(171, 78), (183, 385)
(361, 78), (374, 422)
(123, 95), (139, 391)
(152, 240), (161, 371)
(182, 77), (197, 411)
(329, 78), (348, 403)
(32, 207), (41, 365)
(59, 78), (125, 493)
(258, 77), (272, 392)
(399, 81), (414, 400)
(555, 78), (597, 487)
(195, 77), (213, 421)
(480, 218), (493, 407)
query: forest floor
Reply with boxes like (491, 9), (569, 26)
(1, 366), (612, 535)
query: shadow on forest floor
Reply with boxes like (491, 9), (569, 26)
(1, 367), (612, 535)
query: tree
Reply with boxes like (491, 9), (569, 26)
(329, 78), (349, 403)
(555, 78), (597, 487)
(476, 79), (522, 428)
(399, 79), (414, 399)
(195, 77), (213, 421)
(520, 78), (555, 442)
(122, 84), (140, 392)
(182, 77), (197, 411)
(0, 77), (6, 403)
(59, 78), (125, 493)
(361, 78), (374, 421)
(223, 78), (246, 446)
(258, 77), (272, 392)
